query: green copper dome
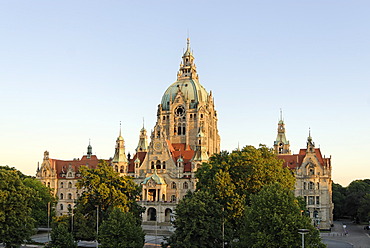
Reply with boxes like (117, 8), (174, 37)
(161, 79), (208, 111)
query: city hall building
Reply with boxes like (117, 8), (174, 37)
(36, 39), (333, 230)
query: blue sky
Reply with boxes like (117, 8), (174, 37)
(0, 1), (369, 186)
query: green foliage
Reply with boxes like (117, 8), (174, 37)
(23, 177), (56, 227)
(73, 160), (144, 241)
(47, 216), (77, 248)
(0, 168), (35, 247)
(333, 180), (370, 222)
(195, 145), (295, 240)
(332, 183), (346, 220)
(163, 191), (224, 248)
(240, 183), (325, 248)
(99, 207), (145, 248)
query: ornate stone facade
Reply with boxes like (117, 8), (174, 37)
(36, 40), (333, 229)
(274, 117), (333, 230)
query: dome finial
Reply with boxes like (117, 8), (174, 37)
(119, 121), (122, 137)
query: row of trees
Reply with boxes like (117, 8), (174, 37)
(333, 179), (370, 223)
(0, 166), (55, 248)
(163, 146), (325, 247)
(47, 161), (145, 248)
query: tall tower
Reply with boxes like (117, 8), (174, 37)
(156, 38), (220, 156)
(273, 110), (290, 154)
(112, 124), (128, 173)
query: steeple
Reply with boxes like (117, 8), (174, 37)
(192, 125), (209, 165)
(307, 128), (315, 153)
(136, 122), (149, 152)
(112, 123), (128, 164)
(177, 38), (198, 80)
(273, 109), (291, 155)
(87, 139), (92, 159)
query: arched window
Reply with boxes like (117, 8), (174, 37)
(68, 172), (72, 177)
(309, 168), (314, 175)
(151, 161), (155, 169)
(60, 193), (64, 200)
(68, 182), (72, 188)
(120, 166), (124, 173)
(47, 182), (50, 187)
(156, 160), (161, 169)
(162, 161), (166, 169)
(183, 182), (188, 189)
(60, 182), (64, 188)
(171, 195), (176, 202)
(68, 193), (72, 200)
(190, 114), (193, 118)
(60, 204), (64, 210)
(182, 126), (185, 134)
(178, 125), (182, 135)
(68, 204), (72, 210)
(171, 182), (176, 189)
(115, 165), (118, 172)
(309, 182), (314, 190)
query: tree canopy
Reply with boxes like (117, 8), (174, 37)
(164, 145), (297, 247)
(196, 146), (295, 239)
(99, 207), (145, 248)
(0, 168), (35, 247)
(73, 161), (144, 242)
(163, 191), (224, 248)
(240, 183), (325, 248)
(333, 179), (370, 222)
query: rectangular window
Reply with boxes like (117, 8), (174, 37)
(308, 196), (314, 205)
(316, 196), (320, 205)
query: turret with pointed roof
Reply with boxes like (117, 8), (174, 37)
(112, 123), (128, 173)
(273, 109), (291, 155)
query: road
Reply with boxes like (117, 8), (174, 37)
(321, 221), (370, 248)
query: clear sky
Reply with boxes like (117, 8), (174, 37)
(0, 1), (369, 186)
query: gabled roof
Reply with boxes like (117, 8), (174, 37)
(128, 152), (147, 173)
(48, 155), (110, 179)
(278, 148), (330, 170)
(167, 142), (195, 173)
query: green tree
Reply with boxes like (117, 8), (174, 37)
(344, 180), (370, 222)
(332, 182), (346, 220)
(23, 177), (56, 227)
(195, 145), (295, 240)
(47, 216), (77, 248)
(0, 165), (56, 228)
(163, 191), (224, 248)
(240, 183), (325, 248)
(0, 168), (35, 247)
(74, 160), (143, 240)
(99, 207), (145, 248)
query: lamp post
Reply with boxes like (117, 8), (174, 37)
(298, 229), (309, 248)
(47, 202), (50, 242)
(95, 205), (99, 248)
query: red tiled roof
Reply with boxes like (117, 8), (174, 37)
(278, 148), (330, 170)
(128, 152), (147, 173)
(50, 155), (109, 179)
(168, 142), (195, 173)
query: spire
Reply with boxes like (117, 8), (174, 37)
(87, 139), (92, 158)
(136, 124), (148, 152)
(119, 121), (122, 137)
(307, 128), (315, 153)
(112, 124), (128, 164)
(177, 38), (198, 80)
(274, 110), (290, 155)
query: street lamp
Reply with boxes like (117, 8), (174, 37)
(298, 229), (309, 248)
(95, 205), (99, 248)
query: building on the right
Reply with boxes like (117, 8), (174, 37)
(274, 115), (333, 230)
